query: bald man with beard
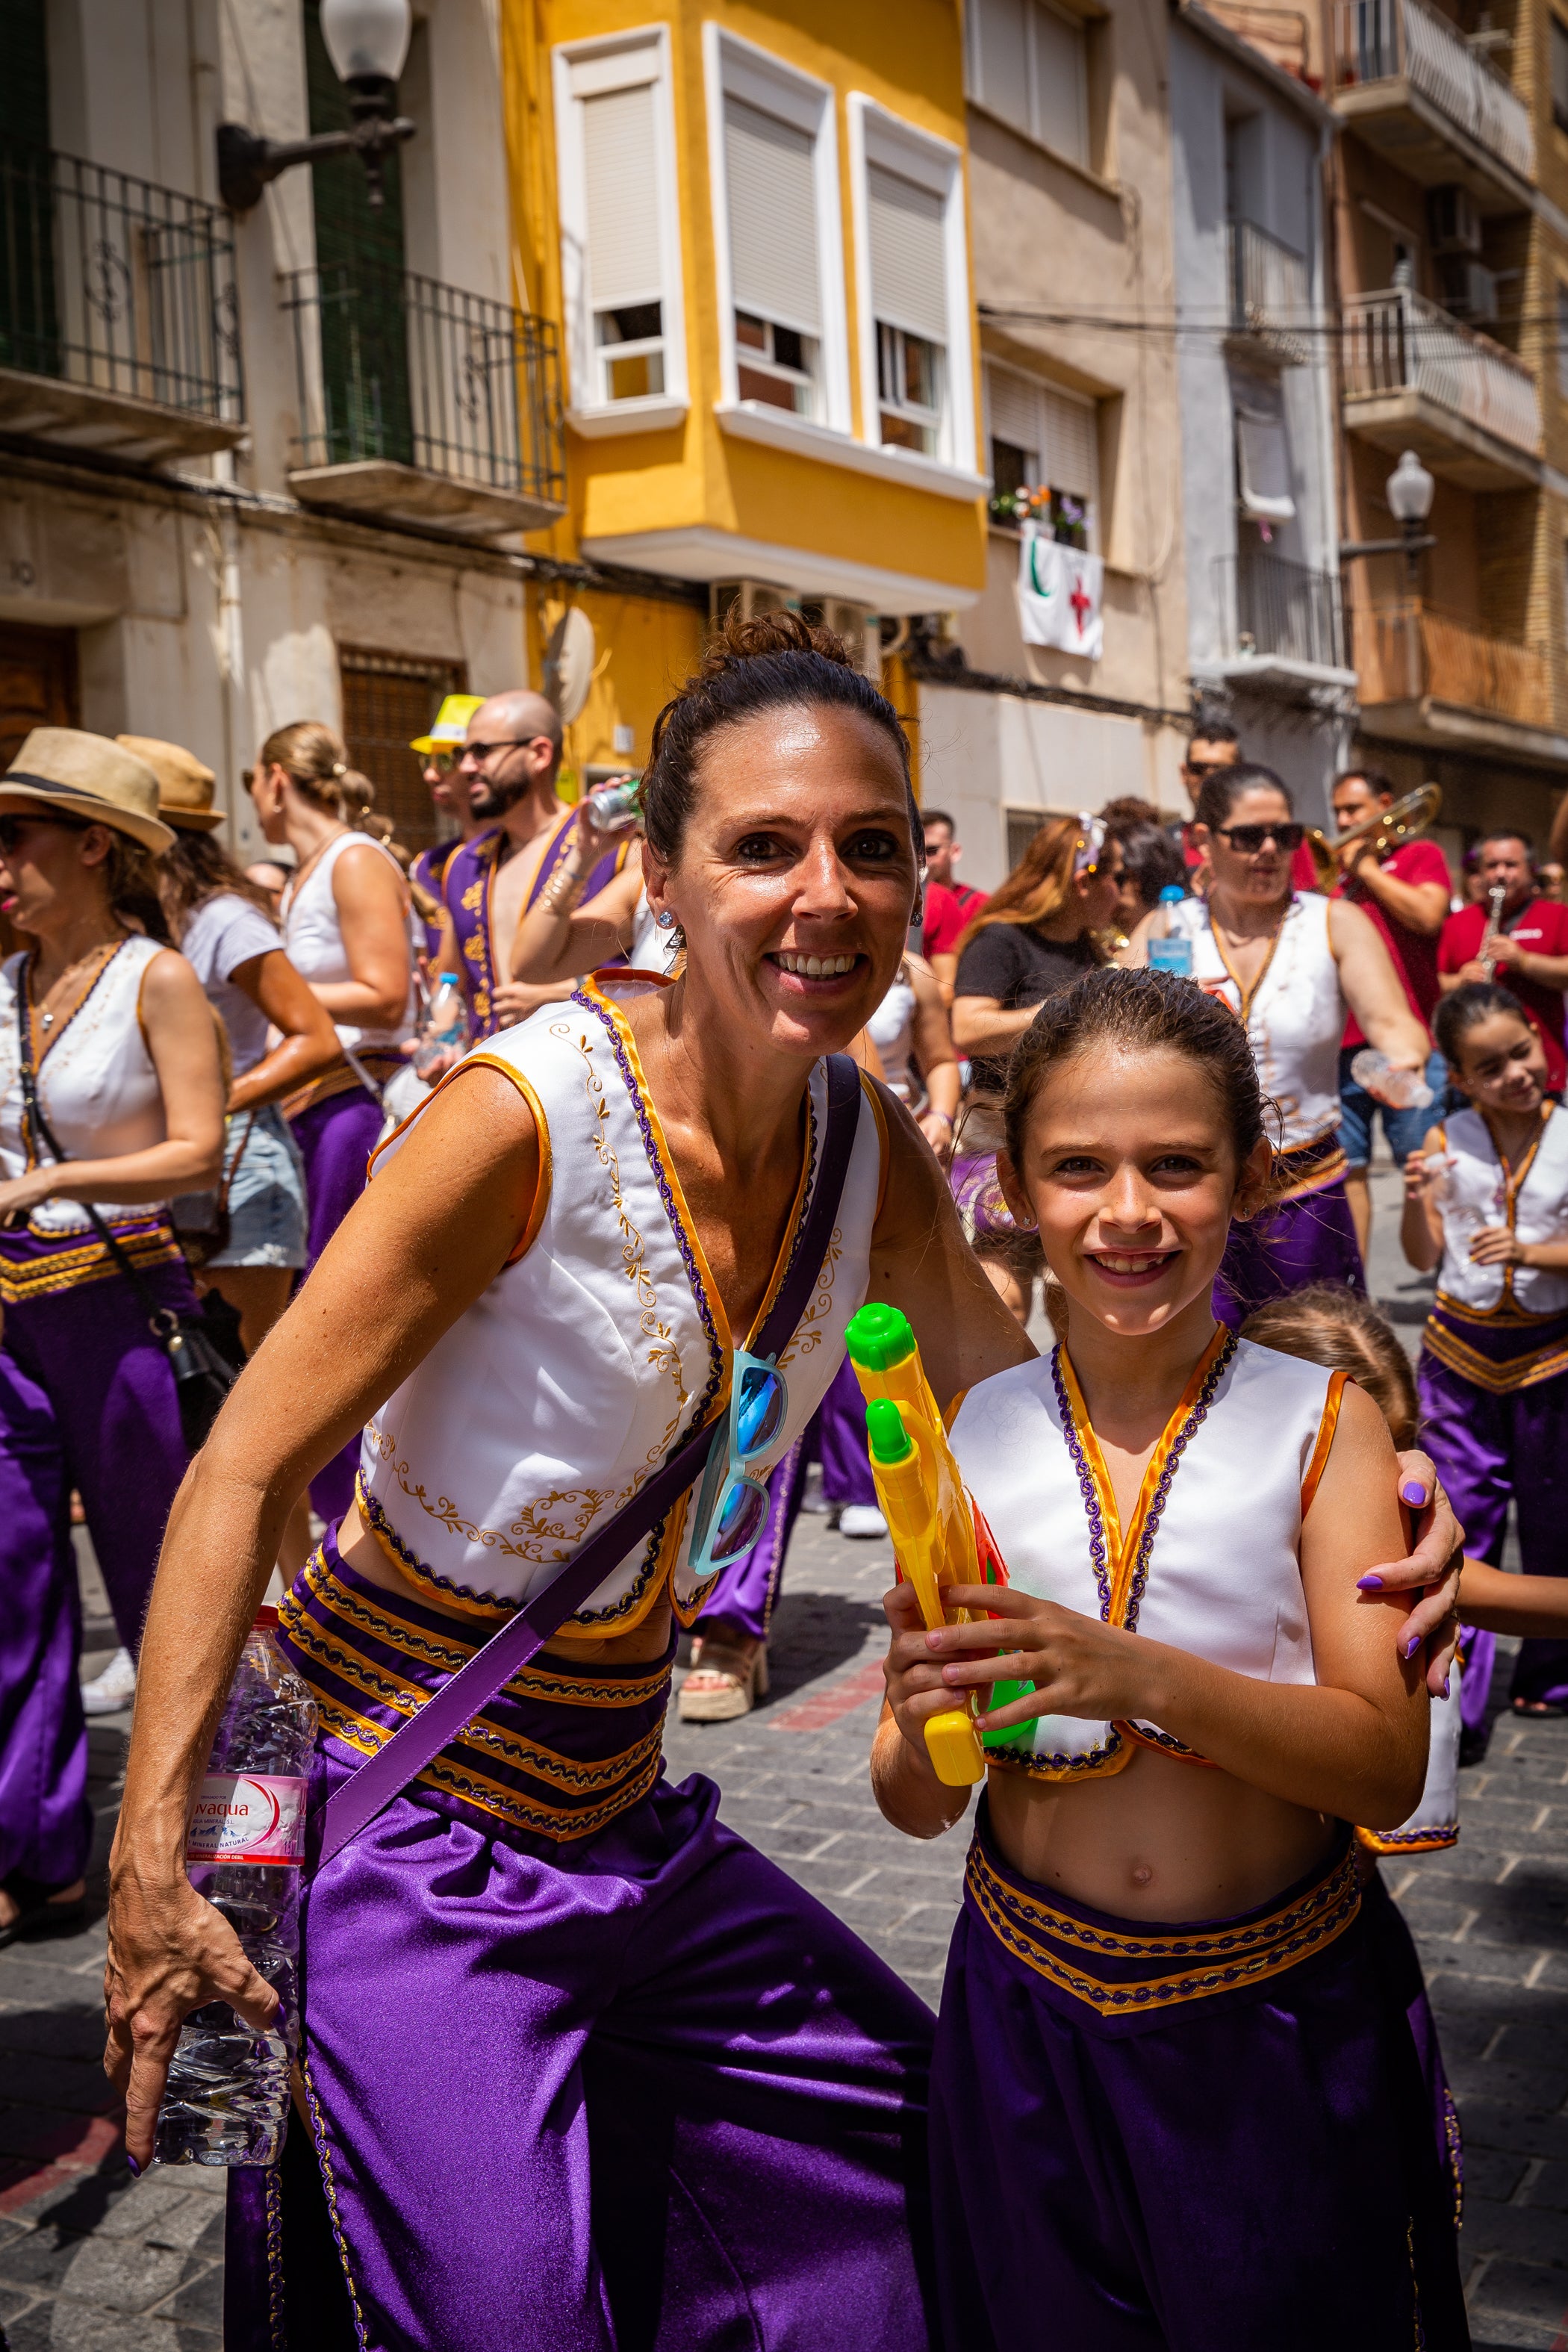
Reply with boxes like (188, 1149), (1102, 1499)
(431, 690), (632, 1042)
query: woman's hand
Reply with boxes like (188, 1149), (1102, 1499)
(0, 1166), (53, 1226)
(917, 1108), (954, 1163)
(490, 977), (573, 1028)
(1403, 1150), (1443, 1205)
(1357, 1451), (1463, 1695)
(104, 1864), (280, 2171)
(1469, 1223), (1525, 1266)
(893, 1581), (1163, 1736)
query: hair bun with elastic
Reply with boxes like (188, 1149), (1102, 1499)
(700, 609), (854, 679)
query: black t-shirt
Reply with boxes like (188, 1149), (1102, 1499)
(954, 924), (1100, 1095)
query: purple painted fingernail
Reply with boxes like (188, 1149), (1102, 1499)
(1402, 1636), (1421, 1661)
(1401, 1481), (1428, 1506)
(125, 2153), (140, 2177)
(1357, 1574), (1385, 1590)
(1443, 1676), (1452, 1699)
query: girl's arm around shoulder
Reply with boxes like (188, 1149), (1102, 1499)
(1458, 1559), (1568, 1637)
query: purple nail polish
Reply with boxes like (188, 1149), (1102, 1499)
(1357, 1574), (1385, 1591)
(1443, 1676), (1451, 1699)
(125, 2153), (140, 2177)
(1401, 1481), (1427, 1506)
(1402, 1636), (1421, 1661)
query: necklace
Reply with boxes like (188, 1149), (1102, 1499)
(27, 939), (121, 1041)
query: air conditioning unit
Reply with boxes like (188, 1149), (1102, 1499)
(1428, 184), (1482, 255)
(1435, 254), (1499, 323)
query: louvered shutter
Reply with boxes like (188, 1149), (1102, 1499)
(1041, 385), (1098, 499)
(582, 83), (661, 308)
(987, 368), (1042, 464)
(724, 96), (822, 335)
(868, 163), (948, 343)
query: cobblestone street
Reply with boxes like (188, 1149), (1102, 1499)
(3, 1166), (1567, 2345)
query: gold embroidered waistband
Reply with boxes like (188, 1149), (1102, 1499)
(0, 1221), (184, 1304)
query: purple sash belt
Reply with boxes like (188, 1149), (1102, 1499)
(1422, 1293), (1568, 1394)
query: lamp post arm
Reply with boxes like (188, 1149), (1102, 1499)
(217, 116), (416, 214)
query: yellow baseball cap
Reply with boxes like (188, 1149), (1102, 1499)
(410, 693), (485, 757)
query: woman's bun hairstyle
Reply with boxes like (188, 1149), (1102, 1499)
(641, 609), (918, 868)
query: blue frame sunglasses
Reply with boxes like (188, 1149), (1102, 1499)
(688, 1348), (789, 1576)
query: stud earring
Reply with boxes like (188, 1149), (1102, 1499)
(656, 909), (676, 929)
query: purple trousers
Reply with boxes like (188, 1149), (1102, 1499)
(290, 1088), (385, 1521)
(932, 1809), (1466, 2351)
(227, 1538), (936, 2351)
(694, 1357), (876, 1644)
(0, 1351), (89, 1888)
(1418, 1349), (1568, 1721)
(1214, 1175), (1366, 1329)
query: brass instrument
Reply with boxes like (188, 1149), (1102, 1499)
(1307, 783), (1443, 890)
(1479, 882), (1507, 978)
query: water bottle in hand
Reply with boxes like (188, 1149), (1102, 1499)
(1146, 886), (1192, 976)
(153, 1612), (315, 2168)
(412, 971), (467, 1077)
(1350, 1048), (1434, 1110)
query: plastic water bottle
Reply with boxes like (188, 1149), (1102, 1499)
(1350, 1048), (1434, 1110)
(412, 970), (467, 1077)
(1147, 886), (1193, 976)
(152, 1611), (316, 2168)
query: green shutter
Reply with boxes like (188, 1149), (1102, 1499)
(0, 0), (60, 377)
(304, 0), (412, 464)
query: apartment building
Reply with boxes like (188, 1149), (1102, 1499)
(1171, 3), (1351, 827)
(1329, 0), (1568, 853)
(934, 0), (1193, 887)
(504, 0), (987, 772)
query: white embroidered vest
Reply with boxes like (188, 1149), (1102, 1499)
(358, 974), (886, 1631)
(1167, 892), (1344, 1148)
(0, 936), (169, 1231)
(951, 1332), (1337, 1779)
(1434, 1104), (1568, 1319)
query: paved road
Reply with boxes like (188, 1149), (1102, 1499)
(2, 1161), (1567, 2345)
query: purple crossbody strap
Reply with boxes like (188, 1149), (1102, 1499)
(316, 1052), (865, 1867)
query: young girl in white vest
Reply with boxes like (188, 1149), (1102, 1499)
(875, 965), (1468, 2351)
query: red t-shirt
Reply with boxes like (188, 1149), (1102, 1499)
(922, 880), (988, 957)
(1333, 839), (1452, 1049)
(1179, 821), (1319, 894)
(1437, 896), (1568, 1090)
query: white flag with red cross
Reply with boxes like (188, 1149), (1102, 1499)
(1016, 526), (1103, 662)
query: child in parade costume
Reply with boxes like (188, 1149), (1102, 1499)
(1401, 982), (1568, 1743)
(876, 967), (1468, 2351)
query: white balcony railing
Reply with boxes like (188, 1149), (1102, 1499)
(1227, 220), (1310, 361)
(1334, 0), (1534, 182)
(1342, 286), (1540, 457)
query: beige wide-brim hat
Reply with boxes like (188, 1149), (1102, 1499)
(116, 733), (224, 832)
(1, 729), (174, 853)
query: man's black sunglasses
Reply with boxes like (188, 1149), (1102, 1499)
(1213, 821), (1305, 853)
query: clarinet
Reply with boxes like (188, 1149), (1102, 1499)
(1479, 883), (1507, 979)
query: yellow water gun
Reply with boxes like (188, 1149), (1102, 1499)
(846, 1304), (986, 1787)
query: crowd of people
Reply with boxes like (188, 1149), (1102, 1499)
(0, 617), (1564, 2344)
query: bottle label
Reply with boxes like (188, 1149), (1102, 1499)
(186, 1774), (308, 1866)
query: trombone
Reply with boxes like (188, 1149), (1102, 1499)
(1307, 783), (1443, 890)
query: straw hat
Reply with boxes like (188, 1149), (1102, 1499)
(116, 733), (224, 832)
(410, 691), (484, 758)
(1, 729), (174, 853)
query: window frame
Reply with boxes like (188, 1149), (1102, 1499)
(553, 25), (689, 438)
(965, 0), (1092, 171)
(704, 28), (852, 436)
(847, 94), (978, 480)
(982, 359), (1099, 548)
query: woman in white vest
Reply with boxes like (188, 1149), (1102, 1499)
(1127, 762), (1428, 1323)
(0, 732), (223, 1941)
(107, 622), (1460, 2351)
(247, 721), (414, 1522)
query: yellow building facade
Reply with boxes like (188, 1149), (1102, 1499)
(503, 0), (988, 781)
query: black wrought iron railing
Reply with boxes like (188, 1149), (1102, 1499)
(0, 137), (241, 421)
(281, 259), (564, 506)
(1215, 547), (1345, 670)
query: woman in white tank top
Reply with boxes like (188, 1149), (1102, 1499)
(0, 730), (224, 1938)
(249, 722), (414, 1524)
(1127, 763), (1428, 1325)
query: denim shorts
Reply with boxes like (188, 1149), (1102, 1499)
(1337, 1045), (1449, 1170)
(172, 1104), (309, 1269)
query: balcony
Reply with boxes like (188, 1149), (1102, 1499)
(1214, 548), (1347, 673)
(1352, 601), (1567, 764)
(1226, 221), (1310, 366)
(0, 139), (243, 465)
(282, 261), (566, 540)
(1341, 287), (1540, 488)
(1332, 0), (1534, 205)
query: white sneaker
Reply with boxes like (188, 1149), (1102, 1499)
(838, 1505), (889, 1540)
(797, 1463), (832, 1515)
(81, 1646), (137, 1715)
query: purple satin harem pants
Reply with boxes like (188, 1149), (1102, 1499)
(0, 1251), (194, 1887)
(1214, 1174), (1366, 1329)
(933, 1811), (1466, 2351)
(290, 1087), (385, 1521)
(1418, 1348), (1568, 1721)
(227, 1538), (936, 2352)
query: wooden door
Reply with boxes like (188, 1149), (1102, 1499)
(0, 621), (78, 769)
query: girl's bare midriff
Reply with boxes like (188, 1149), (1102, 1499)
(336, 1496), (679, 1666)
(986, 1746), (1335, 1923)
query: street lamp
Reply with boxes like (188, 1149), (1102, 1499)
(1337, 448), (1438, 582)
(217, 0), (415, 215)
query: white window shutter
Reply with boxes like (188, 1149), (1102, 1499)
(582, 84), (662, 309)
(725, 97), (822, 336)
(1040, 385), (1098, 500)
(1030, 0), (1088, 166)
(987, 367), (1041, 461)
(1236, 408), (1296, 521)
(974, 0), (1031, 135)
(868, 163), (948, 343)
